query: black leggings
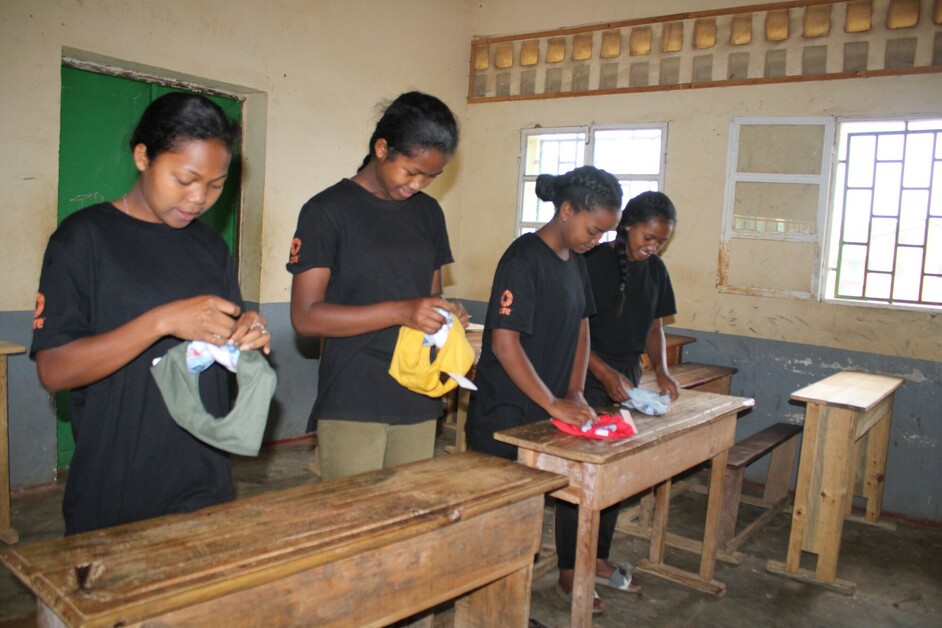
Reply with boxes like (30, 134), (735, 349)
(554, 500), (621, 570)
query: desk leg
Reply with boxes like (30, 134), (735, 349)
(700, 449), (728, 582)
(648, 479), (671, 565)
(862, 410), (891, 523)
(0, 355), (18, 545)
(454, 561), (533, 627)
(570, 505), (600, 628)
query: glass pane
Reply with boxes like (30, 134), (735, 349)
(846, 134), (876, 188)
(520, 180), (557, 223)
(620, 180), (659, 205)
(868, 217), (897, 272)
(843, 190), (872, 242)
(922, 275), (942, 305)
(893, 246), (923, 301)
(594, 128), (662, 175)
(899, 190), (928, 246)
(524, 132), (585, 175)
(902, 132), (934, 188)
(865, 272), (891, 299)
(932, 162), (942, 217)
(873, 162), (902, 216)
(876, 133), (904, 161)
(926, 217), (942, 272)
(837, 244), (866, 296)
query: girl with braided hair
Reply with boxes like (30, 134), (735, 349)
(466, 165), (621, 614)
(567, 191), (679, 601)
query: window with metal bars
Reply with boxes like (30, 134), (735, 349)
(826, 119), (942, 309)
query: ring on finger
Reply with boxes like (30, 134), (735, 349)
(250, 322), (269, 335)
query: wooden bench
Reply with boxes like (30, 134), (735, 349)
(717, 422), (802, 554)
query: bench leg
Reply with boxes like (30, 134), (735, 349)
(763, 434), (799, 504)
(717, 467), (744, 551)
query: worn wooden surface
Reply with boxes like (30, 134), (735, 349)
(1, 452), (566, 627)
(771, 371), (904, 592)
(0, 341), (25, 546)
(497, 389), (754, 627)
(640, 362), (737, 394)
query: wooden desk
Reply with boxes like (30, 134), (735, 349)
(495, 390), (754, 627)
(641, 333), (696, 370)
(640, 362), (737, 395)
(767, 371), (903, 594)
(1, 452), (566, 627)
(0, 341), (25, 545)
(443, 329), (482, 453)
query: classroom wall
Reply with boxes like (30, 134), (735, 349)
(1, 0), (940, 522)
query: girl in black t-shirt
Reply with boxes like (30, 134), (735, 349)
(287, 92), (468, 481)
(32, 93), (271, 534)
(467, 166), (621, 614)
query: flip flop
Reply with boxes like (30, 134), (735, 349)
(555, 583), (605, 615)
(595, 564), (642, 594)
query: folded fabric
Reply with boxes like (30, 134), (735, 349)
(551, 408), (637, 440)
(151, 341), (277, 456)
(388, 309), (477, 397)
(622, 387), (672, 416)
(185, 340), (240, 373)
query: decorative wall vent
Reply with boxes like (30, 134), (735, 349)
(468, 0), (942, 103)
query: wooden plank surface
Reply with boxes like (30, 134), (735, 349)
(1, 453), (566, 624)
(791, 371), (903, 411)
(0, 342), (26, 356)
(495, 389), (754, 465)
(639, 362), (737, 390)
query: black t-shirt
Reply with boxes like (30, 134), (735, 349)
(286, 179), (454, 428)
(583, 243), (676, 405)
(31, 202), (240, 534)
(467, 234), (595, 459)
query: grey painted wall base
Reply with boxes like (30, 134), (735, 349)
(2, 305), (940, 523)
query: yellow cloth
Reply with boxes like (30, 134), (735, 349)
(388, 322), (474, 397)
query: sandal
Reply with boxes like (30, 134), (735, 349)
(595, 564), (642, 594)
(555, 583), (605, 615)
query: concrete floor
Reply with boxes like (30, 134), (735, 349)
(2, 434), (940, 627)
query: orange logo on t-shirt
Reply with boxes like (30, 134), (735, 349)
(289, 237), (302, 264)
(499, 289), (513, 315)
(32, 292), (45, 330)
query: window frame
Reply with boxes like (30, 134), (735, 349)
(516, 123), (668, 237)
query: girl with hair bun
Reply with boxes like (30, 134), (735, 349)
(31, 92), (270, 535)
(466, 165), (622, 614)
(288, 91), (467, 481)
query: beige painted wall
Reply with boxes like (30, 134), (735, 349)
(0, 0), (472, 309)
(458, 0), (942, 362)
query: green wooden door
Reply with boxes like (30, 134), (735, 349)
(55, 67), (242, 468)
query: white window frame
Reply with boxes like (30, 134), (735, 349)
(516, 123), (668, 237)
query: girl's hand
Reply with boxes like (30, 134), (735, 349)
(601, 367), (634, 404)
(403, 295), (450, 334)
(229, 312), (272, 355)
(157, 295), (240, 346)
(548, 397), (598, 427)
(447, 299), (471, 328)
(656, 371), (680, 401)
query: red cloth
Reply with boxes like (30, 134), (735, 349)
(551, 409), (637, 440)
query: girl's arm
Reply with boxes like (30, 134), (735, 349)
(491, 327), (597, 426)
(587, 349), (633, 404)
(36, 295), (242, 393)
(645, 317), (680, 400)
(567, 318), (591, 400)
(290, 267), (457, 338)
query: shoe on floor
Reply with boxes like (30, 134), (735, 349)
(554, 583), (605, 615)
(595, 564), (642, 594)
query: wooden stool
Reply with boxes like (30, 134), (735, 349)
(717, 423), (802, 554)
(767, 371), (904, 594)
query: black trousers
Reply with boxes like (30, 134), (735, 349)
(554, 500), (621, 570)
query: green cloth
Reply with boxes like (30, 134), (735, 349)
(151, 342), (277, 456)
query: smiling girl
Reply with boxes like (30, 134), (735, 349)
(287, 91), (467, 481)
(31, 92), (270, 535)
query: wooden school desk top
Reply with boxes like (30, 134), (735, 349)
(791, 370), (904, 411)
(495, 389), (755, 465)
(1, 452), (566, 627)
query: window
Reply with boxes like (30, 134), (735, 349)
(720, 116), (941, 311)
(517, 125), (667, 237)
(825, 119), (942, 309)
